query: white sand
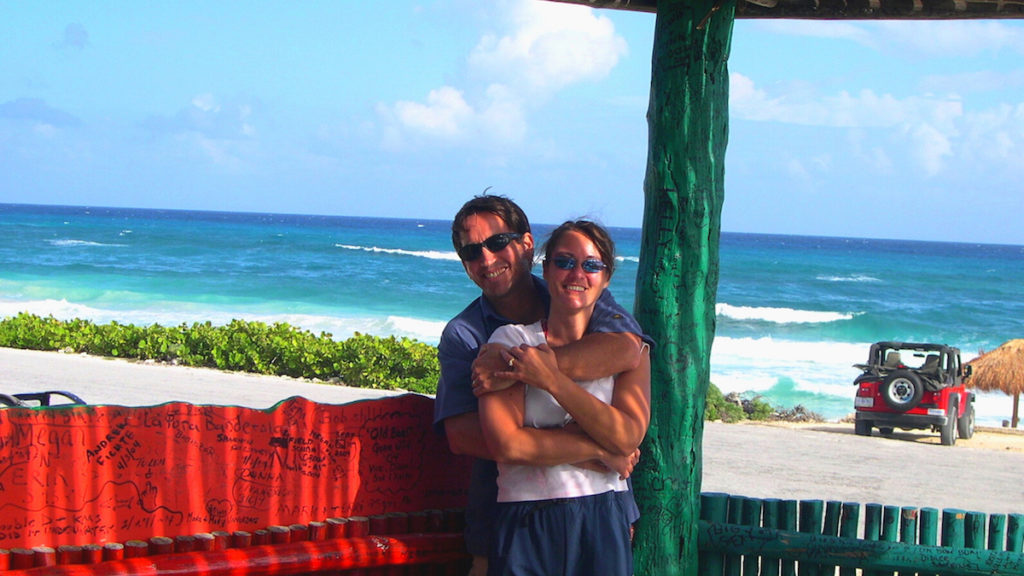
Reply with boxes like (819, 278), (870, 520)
(3, 347), (1022, 517)
(0, 346), (402, 408)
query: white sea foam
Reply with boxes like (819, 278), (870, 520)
(816, 274), (881, 283)
(383, 316), (447, 344)
(0, 297), (444, 345)
(47, 239), (125, 248)
(335, 244), (459, 261)
(716, 303), (854, 324)
(0, 298), (108, 320)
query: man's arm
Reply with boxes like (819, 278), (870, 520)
(443, 412), (493, 459)
(554, 332), (642, 381)
(472, 332), (641, 396)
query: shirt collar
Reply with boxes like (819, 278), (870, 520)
(477, 274), (550, 329)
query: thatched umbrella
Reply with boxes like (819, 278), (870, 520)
(966, 339), (1024, 428)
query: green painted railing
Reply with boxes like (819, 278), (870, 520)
(698, 493), (1024, 575)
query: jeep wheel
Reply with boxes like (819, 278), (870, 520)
(958, 402), (975, 440)
(881, 370), (924, 411)
(940, 399), (958, 446)
(854, 419), (871, 436)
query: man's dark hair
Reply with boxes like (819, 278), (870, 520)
(542, 220), (616, 278)
(451, 193), (531, 252)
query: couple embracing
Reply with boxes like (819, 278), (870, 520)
(434, 194), (652, 576)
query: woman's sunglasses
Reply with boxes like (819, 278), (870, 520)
(457, 232), (522, 262)
(550, 255), (608, 274)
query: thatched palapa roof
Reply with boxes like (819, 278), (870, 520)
(967, 339), (1024, 396)
(552, 0), (1024, 20)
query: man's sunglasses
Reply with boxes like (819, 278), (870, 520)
(457, 232), (522, 262)
(550, 255), (608, 274)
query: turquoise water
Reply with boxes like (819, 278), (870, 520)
(3, 203), (1022, 425)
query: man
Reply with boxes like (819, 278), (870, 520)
(433, 194), (650, 575)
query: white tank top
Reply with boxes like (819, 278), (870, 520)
(487, 321), (627, 502)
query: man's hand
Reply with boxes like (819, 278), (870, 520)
(471, 344), (518, 397)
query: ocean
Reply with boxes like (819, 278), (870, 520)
(2, 203), (1022, 426)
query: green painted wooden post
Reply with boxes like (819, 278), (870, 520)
(725, 495), (744, 576)
(820, 500), (841, 576)
(1006, 514), (1024, 552)
(920, 508), (940, 547)
(965, 511), (986, 550)
(698, 493), (728, 574)
(823, 501), (842, 537)
(782, 500), (798, 576)
(838, 502), (860, 576)
(742, 498), (762, 576)
(944, 509), (967, 548)
(798, 500), (824, 576)
(989, 514), (1006, 552)
(900, 508), (919, 546)
(863, 504), (883, 576)
(762, 499), (783, 576)
(881, 505), (900, 544)
(632, 0), (735, 573)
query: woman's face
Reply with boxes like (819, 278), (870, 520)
(543, 230), (610, 314)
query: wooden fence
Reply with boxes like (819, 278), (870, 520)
(699, 492), (1024, 575)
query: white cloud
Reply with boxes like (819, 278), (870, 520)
(752, 20), (1024, 57)
(468, 0), (626, 92)
(192, 94), (221, 114)
(878, 21), (1024, 58)
(731, 73), (963, 129)
(785, 157), (813, 186)
(731, 73), (969, 175)
(376, 0), (626, 148)
(906, 123), (953, 176)
(144, 94), (258, 140)
(849, 131), (893, 173)
(392, 86), (474, 140)
(961, 103), (1024, 170)
(752, 20), (876, 47)
(478, 84), (527, 143)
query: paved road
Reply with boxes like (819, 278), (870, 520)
(701, 420), (1024, 516)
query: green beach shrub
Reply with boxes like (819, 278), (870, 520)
(0, 313), (439, 393)
(704, 382), (775, 423)
(0, 313), (782, 422)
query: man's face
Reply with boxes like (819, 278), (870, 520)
(457, 212), (534, 302)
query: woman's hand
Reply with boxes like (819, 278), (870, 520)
(598, 448), (641, 480)
(496, 343), (565, 394)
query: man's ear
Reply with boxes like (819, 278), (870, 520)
(521, 232), (535, 254)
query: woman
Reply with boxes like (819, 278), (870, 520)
(478, 220), (652, 576)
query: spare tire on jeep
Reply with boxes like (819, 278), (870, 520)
(881, 370), (924, 411)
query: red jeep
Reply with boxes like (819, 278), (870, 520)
(853, 341), (974, 446)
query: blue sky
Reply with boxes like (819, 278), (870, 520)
(2, 1), (1023, 244)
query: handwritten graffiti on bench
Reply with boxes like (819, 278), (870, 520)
(0, 394), (471, 549)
